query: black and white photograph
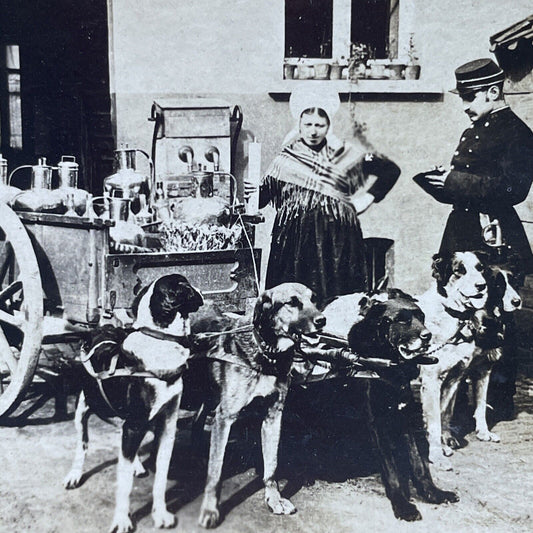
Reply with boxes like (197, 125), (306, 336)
(1, 1), (532, 532)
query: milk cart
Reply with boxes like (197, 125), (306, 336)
(0, 202), (261, 418)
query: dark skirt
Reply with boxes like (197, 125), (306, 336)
(265, 206), (368, 307)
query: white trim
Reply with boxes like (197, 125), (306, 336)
(332, 0), (351, 61)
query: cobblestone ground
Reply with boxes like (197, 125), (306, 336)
(0, 373), (532, 533)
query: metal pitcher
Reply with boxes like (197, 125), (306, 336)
(108, 197), (131, 222)
(57, 155), (79, 188)
(8, 157), (53, 190)
(104, 145), (154, 200)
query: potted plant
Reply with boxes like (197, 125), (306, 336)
(404, 33), (421, 80)
(283, 61), (297, 79)
(329, 59), (343, 80)
(348, 42), (373, 81)
(296, 57), (314, 79)
(314, 42), (332, 80)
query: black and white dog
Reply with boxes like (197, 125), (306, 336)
(64, 274), (203, 533)
(416, 251), (516, 468)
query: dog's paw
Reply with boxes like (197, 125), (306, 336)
(133, 456), (147, 477)
(442, 433), (461, 450)
(429, 452), (454, 472)
(393, 501), (422, 521)
(109, 514), (134, 533)
(198, 507), (220, 529)
(63, 470), (83, 489)
(152, 508), (177, 529)
(266, 495), (296, 515)
(423, 488), (460, 504)
(476, 429), (500, 442)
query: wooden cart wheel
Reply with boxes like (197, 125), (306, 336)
(0, 203), (43, 419)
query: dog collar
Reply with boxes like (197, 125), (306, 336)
(443, 306), (475, 321)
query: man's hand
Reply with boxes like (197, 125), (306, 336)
(423, 167), (450, 189)
(351, 192), (375, 215)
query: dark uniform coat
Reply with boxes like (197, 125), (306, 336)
(436, 107), (533, 270)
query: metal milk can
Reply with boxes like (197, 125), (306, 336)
(57, 155), (79, 188)
(104, 145), (153, 200)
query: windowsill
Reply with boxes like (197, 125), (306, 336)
(268, 79), (443, 98)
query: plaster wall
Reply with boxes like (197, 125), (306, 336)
(107, 0), (533, 294)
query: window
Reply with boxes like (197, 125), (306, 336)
(1, 45), (23, 149)
(285, 0), (333, 59)
(284, 0), (401, 61)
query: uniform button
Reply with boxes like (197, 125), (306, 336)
(475, 135), (479, 139)
(451, 165), (455, 169)
(455, 150), (459, 155)
(469, 125), (474, 129)
(461, 137), (466, 141)
(484, 121), (489, 127)
(468, 149), (472, 153)
(466, 164), (470, 168)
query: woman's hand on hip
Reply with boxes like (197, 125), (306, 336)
(350, 192), (375, 215)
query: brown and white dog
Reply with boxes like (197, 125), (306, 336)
(416, 251), (511, 468)
(64, 274), (203, 533)
(188, 282), (325, 529)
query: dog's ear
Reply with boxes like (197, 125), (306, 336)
(253, 290), (273, 328)
(348, 301), (389, 356)
(131, 284), (150, 318)
(387, 288), (417, 302)
(431, 253), (451, 295)
(473, 249), (490, 268)
(179, 282), (204, 315)
(253, 290), (279, 346)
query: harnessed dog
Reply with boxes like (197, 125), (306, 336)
(64, 274), (203, 533)
(317, 289), (459, 521)
(187, 282), (325, 529)
(416, 251), (507, 468)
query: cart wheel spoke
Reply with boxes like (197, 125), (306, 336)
(0, 309), (24, 329)
(0, 327), (18, 374)
(0, 203), (43, 420)
(0, 244), (14, 286)
(0, 279), (23, 303)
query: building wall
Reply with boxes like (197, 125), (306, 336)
(108, 0), (533, 294)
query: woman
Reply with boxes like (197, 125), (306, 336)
(253, 90), (400, 306)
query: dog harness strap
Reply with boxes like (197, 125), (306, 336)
(194, 324), (255, 339)
(137, 326), (191, 346)
(205, 350), (261, 373)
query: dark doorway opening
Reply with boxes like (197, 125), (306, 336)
(0, 0), (114, 193)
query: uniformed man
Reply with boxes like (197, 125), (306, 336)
(416, 57), (533, 267)
(415, 58), (533, 420)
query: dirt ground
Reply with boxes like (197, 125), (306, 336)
(1, 371), (532, 533)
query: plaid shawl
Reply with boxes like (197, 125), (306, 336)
(262, 138), (371, 223)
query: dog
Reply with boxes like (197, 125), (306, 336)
(416, 251), (513, 468)
(332, 289), (459, 521)
(63, 274), (204, 533)
(481, 258), (523, 421)
(188, 282), (325, 529)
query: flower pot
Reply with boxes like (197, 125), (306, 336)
(330, 64), (343, 80)
(368, 63), (387, 79)
(314, 63), (331, 80)
(404, 64), (421, 80)
(388, 63), (405, 80)
(349, 62), (367, 81)
(283, 64), (297, 80)
(297, 64), (314, 80)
